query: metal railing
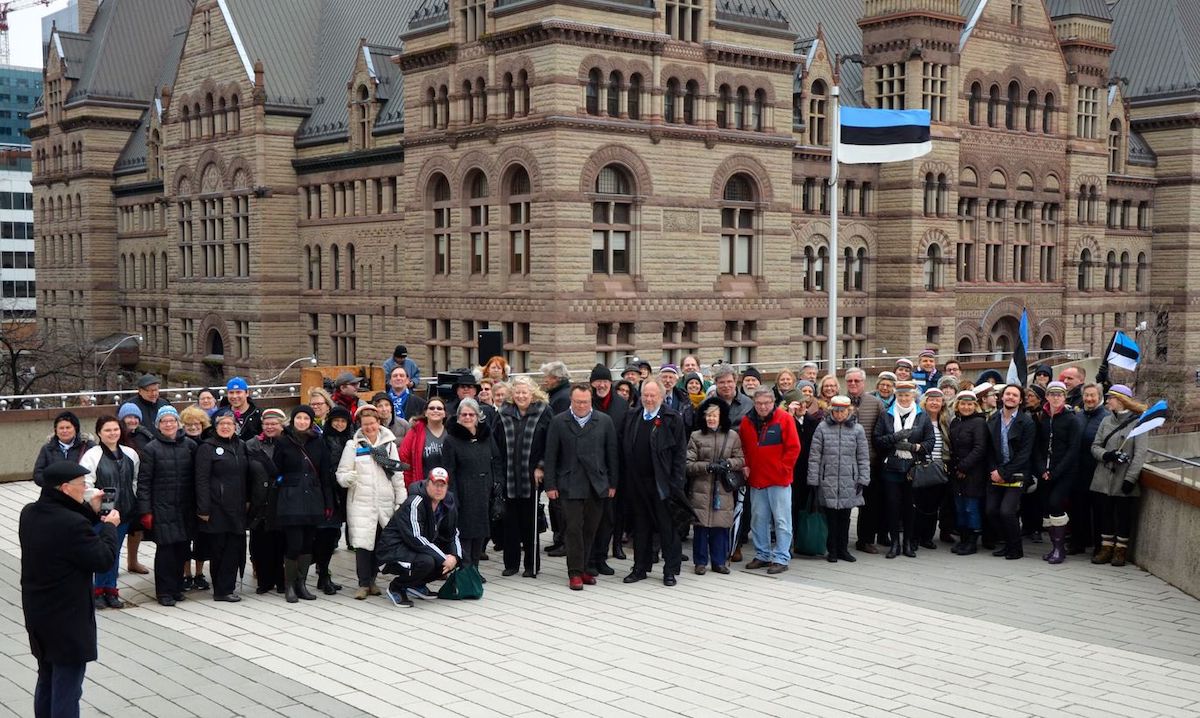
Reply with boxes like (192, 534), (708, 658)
(0, 383), (303, 411)
(1145, 448), (1200, 488)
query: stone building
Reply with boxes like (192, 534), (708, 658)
(27, 0), (1199, 391)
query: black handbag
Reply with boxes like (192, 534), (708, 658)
(910, 458), (948, 489)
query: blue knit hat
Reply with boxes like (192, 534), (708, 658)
(155, 405), (180, 426)
(117, 403), (142, 421)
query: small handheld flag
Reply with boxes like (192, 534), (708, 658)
(1106, 331), (1141, 372)
(838, 107), (932, 165)
(1006, 310), (1029, 387)
(1125, 399), (1167, 441)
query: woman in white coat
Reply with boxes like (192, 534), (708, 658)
(336, 406), (407, 599)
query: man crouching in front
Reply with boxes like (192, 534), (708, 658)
(376, 467), (461, 607)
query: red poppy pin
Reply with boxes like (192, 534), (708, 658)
(654, 418), (662, 428)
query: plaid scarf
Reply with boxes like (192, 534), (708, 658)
(501, 402), (546, 499)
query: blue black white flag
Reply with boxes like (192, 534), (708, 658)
(1006, 309), (1029, 387)
(838, 107), (932, 164)
(1106, 331), (1141, 372)
(1126, 400), (1168, 440)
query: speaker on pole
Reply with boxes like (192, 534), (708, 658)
(478, 329), (504, 365)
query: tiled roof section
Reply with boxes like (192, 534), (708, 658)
(67, 0), (193, 105)
(294, 0), (416, 142)
(224, 0), (323, 107)
(54, 32), (91, 80)
(715, 0), (789, 31)
(776, 0), (866, 106)
(408, 0), (449, 31)
(1046, 0), (1111, 20)
(1127, 130), (1156, 167)
(114, 26), (188, 174)
(1110, 0), (1200, 100)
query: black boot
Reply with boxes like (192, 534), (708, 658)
(902, 534), (917, 558)
(295, 555), (317, 600)
(316, 569), (339, 595)
(958, 531), (978, 555)
(284, 559), (298, 603)
(885, 536), (902, 559)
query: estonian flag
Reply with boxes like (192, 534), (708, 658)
(1106, 331), (1141, 372)
(1126, 399), (1168, 440)
(838, 107), (932, 165)
(1006, 309), (1029, 387)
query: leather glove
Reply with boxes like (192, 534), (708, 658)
(1121, 480), (1136, 495)
(895, 441), (913, 452)
(706, 462), (720, 474)
(141, 513), (153, 531)
(896, 429), (913, 441)
(1102, 451), (1119, 464)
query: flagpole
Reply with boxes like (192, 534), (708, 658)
(827, 85), (840, 377)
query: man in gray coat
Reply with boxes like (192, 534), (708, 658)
(543, 384), (619, 591)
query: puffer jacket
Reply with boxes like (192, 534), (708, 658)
(273, 428), (332, 527)
(194, 434), (249, 534)
(80, 444), (139, 518)
(1090, 411), (1148, 497)
(336, 426), (406, 550)
(685, 399), (745, 528)
(135, 432), (197, 545)
(807, 413), (870, 509)
(948, 412), (989, 498)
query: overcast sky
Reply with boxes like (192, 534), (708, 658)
(9, 0), (72, 70)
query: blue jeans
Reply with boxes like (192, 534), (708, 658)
(750, 485), (793, 565)
(955, 496), (982, 531)
(94, 522), (129, 590)
(692, 526), (730, 567)
(34, 660), (85, 718)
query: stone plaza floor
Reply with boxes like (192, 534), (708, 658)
(2, 479), (1199, 717)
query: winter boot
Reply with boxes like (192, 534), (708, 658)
(902, 534), (917, 558)
(958, 530), (978, 556)
(885, 535), (902, 559)
(1111, 538), (1129, 567)
(1092, 536), (1115, 565)
(284, 559), (299, 603)
(295, 555), (318, 600)
(316, 567), (341, 595)
(1046, 516), (1069, 565)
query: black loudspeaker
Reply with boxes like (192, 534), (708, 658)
(478, 329), (504, 365)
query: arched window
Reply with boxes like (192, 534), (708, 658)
(1042, 93), (1054, 133)
(508, 166), (532, 274)
(426, 87), (438, 127)
(1136, 252), (1147, 291)
(503, 73), (515, 118)
(430, 174), (452, 275)
(347, 243), (357, 290)
(208, 329), (224, 358)
(218, 97), (228, 133)
(720, 174), (756, 276)
(717, 84), (731, 129)
(1005, 81), (1019, 130)
(118, 255), (127, 289)
(753, 88), (765, 131)
(1108, 119), (1122, 173)
(923, 173), (936, 216)
(664, 78), (679, 123)
(1026, 90), (1037, 132)
(854, 247), (866, 290)
(735, 86), (748, 129)
(205, 93), (215, 135)
(356, 85), (371, 147)
(815, 246), (828, 291)
(519, 70), (530, 116)
(463, 80), (475, 123)
(467, 171), (490, 275)
(181, 106), (192, 140)
(1104, 251), (1117, 291)
(936, 173), (949, 216)
(627, 74), (642, 120)
(1077, 185), (1088, 223)
(1088, 185), (1099, 224)
(586, 69), (601, 116)
(1119, 250), (1130, 291)
(229, 94), (241, 132)
(809, 80), (827, 144)
(1077, 248), (1092, 291)
(607, 71), (622, 117)
(987, 85), (1000, 127)
(149, 253), (157, 289)
(924, 244), (944, 291)
(684, 80), (699, 125)
(957, 336), (973, 358)
(307, 245), (323, 289)
(968, 82), (982, 125)
(162, 251), (169, 289)
(331, 244), (341, 290)
(193, 103), (202, 137)
(593, 165), (633, 275)
(475, 77), (487, 121)
(437, 85), (450, 128)
(802, 246), (814, 290)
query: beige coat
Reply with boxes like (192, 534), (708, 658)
(685, 430), (745, 528)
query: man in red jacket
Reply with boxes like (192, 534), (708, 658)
(738, 387), (802, 574)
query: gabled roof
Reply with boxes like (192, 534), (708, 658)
(1127, 129), (1156, 167)
(114, 25), (189, 175)
(53, 32), (91, 80)
(776, 0), (866, 106)
(1045, 0), (1112, 20)
(1110, 0), (1200, 100)
(223, 0), (323, 107)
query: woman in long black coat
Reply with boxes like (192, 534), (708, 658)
(314, 405), (353, 594)
(947, 390), (989, 556)
(195, 409), (250, 602)
(135, 406), (197, 606)
(443, 398), (501, 569)
(271, 405), (332, 603)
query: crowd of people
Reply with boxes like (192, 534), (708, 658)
(26, 346), (1152, 612)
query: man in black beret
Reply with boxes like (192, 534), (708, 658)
(20, 461), (121, 718)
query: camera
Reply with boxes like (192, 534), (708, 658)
(100, 487), (118, 517)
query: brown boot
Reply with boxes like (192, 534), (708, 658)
(730, 546), (743, 563)
(1091, 536), (1114, 565)
(855, 540), (880, 555)
(1111, 538), (1129, 567)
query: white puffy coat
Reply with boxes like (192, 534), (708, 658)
(336, 426), (406, 550)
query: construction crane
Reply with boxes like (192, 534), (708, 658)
(0, 0), (52, 66)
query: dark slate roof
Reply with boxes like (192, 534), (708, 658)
(776, 0), (866, 106)
(1110, 0), (1200, 100)
(53, 32), (91, 80)
(1127, 129), (1156, 166)
(67, 0), (193, 105)
(1046, 0), (1112, 20)
(716, 0), (790, 31)
(408, 0), (449, 31)
(114, 25), (189, 174)
(224, 0), (324, 107)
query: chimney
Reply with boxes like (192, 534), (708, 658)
(77, 0), (100, 33)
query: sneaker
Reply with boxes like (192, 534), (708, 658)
(104, 592), (125, 609)
(94, 593), (107, 610)
(408, 585), (435, 600)
(181, 576), (194, 591)
(387, 588), (413, 607)
(766, 563), (789, 575)
(192, 574), (210, 591)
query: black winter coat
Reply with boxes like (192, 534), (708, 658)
(874, 406), (935, 477)
(220, 398), (264, 441)
(1076, 405), (1111, 492)
(593, 391), (629, 437)
(548, 380), (572, 415)
(272, 428), (332, 527)
(20, 489), (117, 664)
(1035, 407), (1081, 487)
(135, 432), (197, 545)
(442, 420), (501, 539)
(793, 409), (824, 488)
(543, 410), (619, 500)
(322, 424), (353, 524)
(987, 410), (1036, 485)
(494, 402), (551, 500)
(131, 396), (169, 430)
(195, 434), (249, 534)
(948, 413), (990, 498)
(376, 480), (462, 566)
(619, 404), (688, 501)
(33, 437), (93, 486)
(245, 436), (280, 531)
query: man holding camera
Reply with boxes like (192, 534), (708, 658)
(20, 461), (121, 718)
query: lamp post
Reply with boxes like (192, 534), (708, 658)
(94, 334), (143, 391)
(260, 355), (318, 386)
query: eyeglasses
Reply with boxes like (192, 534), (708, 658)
(310, 399), (327, 406)
(459, 412), (477, 417)
(427, 406), (445, 412)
